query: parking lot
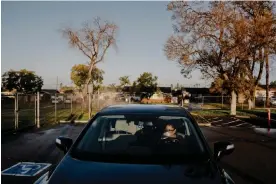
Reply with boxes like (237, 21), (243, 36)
(2, 122), (276, 184)
(208, 116), (257, 128)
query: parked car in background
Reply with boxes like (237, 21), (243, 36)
(34, 104), (235, 184)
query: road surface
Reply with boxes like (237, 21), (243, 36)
(2, 123), (276, 184)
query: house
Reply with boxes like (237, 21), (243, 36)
(255, 85), (276, 98)
(40, 89), (60, 101)
(255, 85), (276, 104)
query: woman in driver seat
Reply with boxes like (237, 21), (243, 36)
(163, 124), (184, 140)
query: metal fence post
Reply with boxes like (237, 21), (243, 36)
(71, 94), (73, 114)
(35, 95), (37, 126)
(16, 93), (19, 129)
(14, 93), (17, 130)
(221, 95), (222, 109)
(55, 92), (57, 123)
(37, 91), (40, 128)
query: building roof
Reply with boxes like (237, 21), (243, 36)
(183, 88), (210, 94)
(41, 89), (60, 94)
(257, 85), (276, 91)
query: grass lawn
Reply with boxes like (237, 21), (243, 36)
(190, 109), (258, 118)
(245, 108), (276, 113)
(200, 103), (251, 110)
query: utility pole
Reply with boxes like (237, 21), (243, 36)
(55, 76), (58, 123)
(16, 93), (19, 129)
(265, 48), (270, 108)
(14, 93), (17, 130)
(37, 91), (40, 128)
(71, 94), (73, 114)
(35, 95), (36, 126)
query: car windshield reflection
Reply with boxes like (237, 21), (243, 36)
(71, 114), (207, 164)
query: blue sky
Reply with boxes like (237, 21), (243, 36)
(2, 1), (275, 89)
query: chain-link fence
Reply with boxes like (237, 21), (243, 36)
(1, 91), (128, 132)
(189, 95), (276, 110)
(2, 94), (16, 132)
(191, 96), (232, 109)
(255, 96), (276, 108)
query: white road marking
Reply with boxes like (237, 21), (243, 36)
(212, 119), (223, 123)
(235, 123), (252, 127)
(222, 120), (241, 125)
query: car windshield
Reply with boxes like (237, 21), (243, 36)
(71, 114), (208, 164)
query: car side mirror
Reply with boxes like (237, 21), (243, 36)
(214, 141), (234, 161)
(55, 136), (73, 154)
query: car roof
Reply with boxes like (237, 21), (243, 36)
(97, 104), (189, 116)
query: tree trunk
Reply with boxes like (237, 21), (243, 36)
(252, 87), (256, 109)
(89, 84), (94, 118)
(81, 98), (84, 114)
(265, 48), (270, 108)
(248, 99), (253, 110)
(230, 90), (237, 116)
(248, 87), (256, 110)
(86, 64), (95, 119)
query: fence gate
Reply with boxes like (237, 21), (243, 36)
(1, 94), (16, 132)
(17, 93), (37, 130)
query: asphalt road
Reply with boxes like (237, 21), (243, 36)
(2, 124), (276, 184)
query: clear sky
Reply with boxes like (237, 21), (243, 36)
(2, 1), (275, 89)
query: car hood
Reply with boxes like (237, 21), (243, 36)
(47, 155), (222, 184)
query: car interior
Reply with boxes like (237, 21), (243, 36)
(96, 116), (194, 154)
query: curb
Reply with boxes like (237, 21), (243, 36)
(59, 120), (88, 124)
(235, 115), (251, 119)
(198, 123), (212, 127)
(191, 112), (212, 127)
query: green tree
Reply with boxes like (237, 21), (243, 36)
(70, 64), (104, 93)
(119, 76), (131, 88)
(60, 86), (75, 94)
(1, 69), (43, 94)
(271, 80), (276, 86)
(130, 81), (138, 96)
(71, 64), (104, 111)
(135, 72), (158, 99)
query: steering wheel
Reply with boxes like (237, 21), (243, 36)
(160, 136), (180, 144)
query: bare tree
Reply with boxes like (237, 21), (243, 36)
(235, 1), (276, 108)
(62, 17), (118, 117)
(165, 2), (248, 115)
(165, 1), (276, 114)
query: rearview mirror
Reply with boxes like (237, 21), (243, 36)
(214, 141), (234, 161)
(55, 136), (73, 154)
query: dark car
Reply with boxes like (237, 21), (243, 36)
(34, 104), (235, 184)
